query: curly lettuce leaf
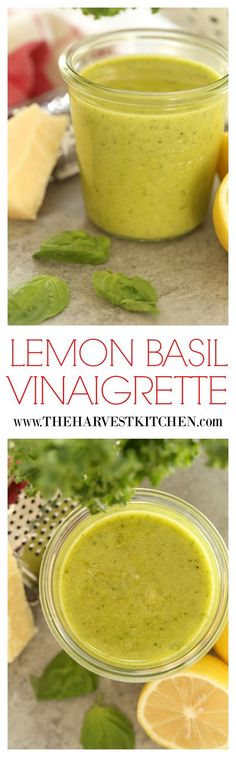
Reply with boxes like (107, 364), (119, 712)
(8, 439), (204, 513)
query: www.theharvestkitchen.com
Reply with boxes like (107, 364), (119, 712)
(12, 415), (223, 428)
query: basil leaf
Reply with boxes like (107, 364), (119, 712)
(80, 704), (135, 749)
(33, 230), (111, 265)
(8, 275), (70, 325)
(93, 270), (158, 313)
(30, 651), (98, 700)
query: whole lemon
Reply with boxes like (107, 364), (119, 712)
(213, 173), (228, 252)
(217, 132), (228, 180)
(214, 624), (228, 664)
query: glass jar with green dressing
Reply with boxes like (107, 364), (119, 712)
(59, 29), (228, 241)
(40, 489), (228, 682)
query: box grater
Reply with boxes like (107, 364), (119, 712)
(8, 490), (80, 601)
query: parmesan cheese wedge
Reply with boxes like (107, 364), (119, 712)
(8, 544), (36, 662)
(8, 104), (68, 220)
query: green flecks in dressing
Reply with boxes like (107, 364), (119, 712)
(58, 510), (214, 666)
(70, 54), (225, 239)
(80, 54), (220, 93)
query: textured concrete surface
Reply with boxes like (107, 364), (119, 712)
(9, 175), (228, 326)
(8, 455), (227, 749)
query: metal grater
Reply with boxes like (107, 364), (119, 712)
(8, 491), (80, 601)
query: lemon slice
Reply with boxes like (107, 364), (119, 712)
(137, 654), (228, 749)
(214, 624), (228, 664)
(217, 132), (228, 180)
(213, 173), (228, 252)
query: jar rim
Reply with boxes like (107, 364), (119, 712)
(39, 488), (228, 682)
(59, 28), (228, 105)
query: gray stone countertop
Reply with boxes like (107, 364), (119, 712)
(9, 176), (227, 326)
(8, 455), (227, 749)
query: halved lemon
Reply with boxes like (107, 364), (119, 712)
(137, 654), (228, 749)
(213, 173), (228, 252)
(214, 623), (228, 664)
(217, 132), (228, 180)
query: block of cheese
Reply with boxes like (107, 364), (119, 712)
(8, 104), (68, 220)
(8, 544), (36, 662)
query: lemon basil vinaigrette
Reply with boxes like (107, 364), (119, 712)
(56, 509), (215, 667)
(60, 32), (227, 240)
(80, 54), (219, 93)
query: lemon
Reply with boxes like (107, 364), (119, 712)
(213, 173), (228, 251)
(137, 654), (228, 749)
(217, 132), (228, 180)
(214, 624), (228, 664)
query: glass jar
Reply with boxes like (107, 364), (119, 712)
(59, 29), (228, 241)
(39, 488), (228, 683)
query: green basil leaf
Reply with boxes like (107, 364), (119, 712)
(30, 651), (98, 700)
(93, 270), (158, 313)
(8, 275), (70, 325)
(80, 704), (135, 749)
(33, 230), (111, 265)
